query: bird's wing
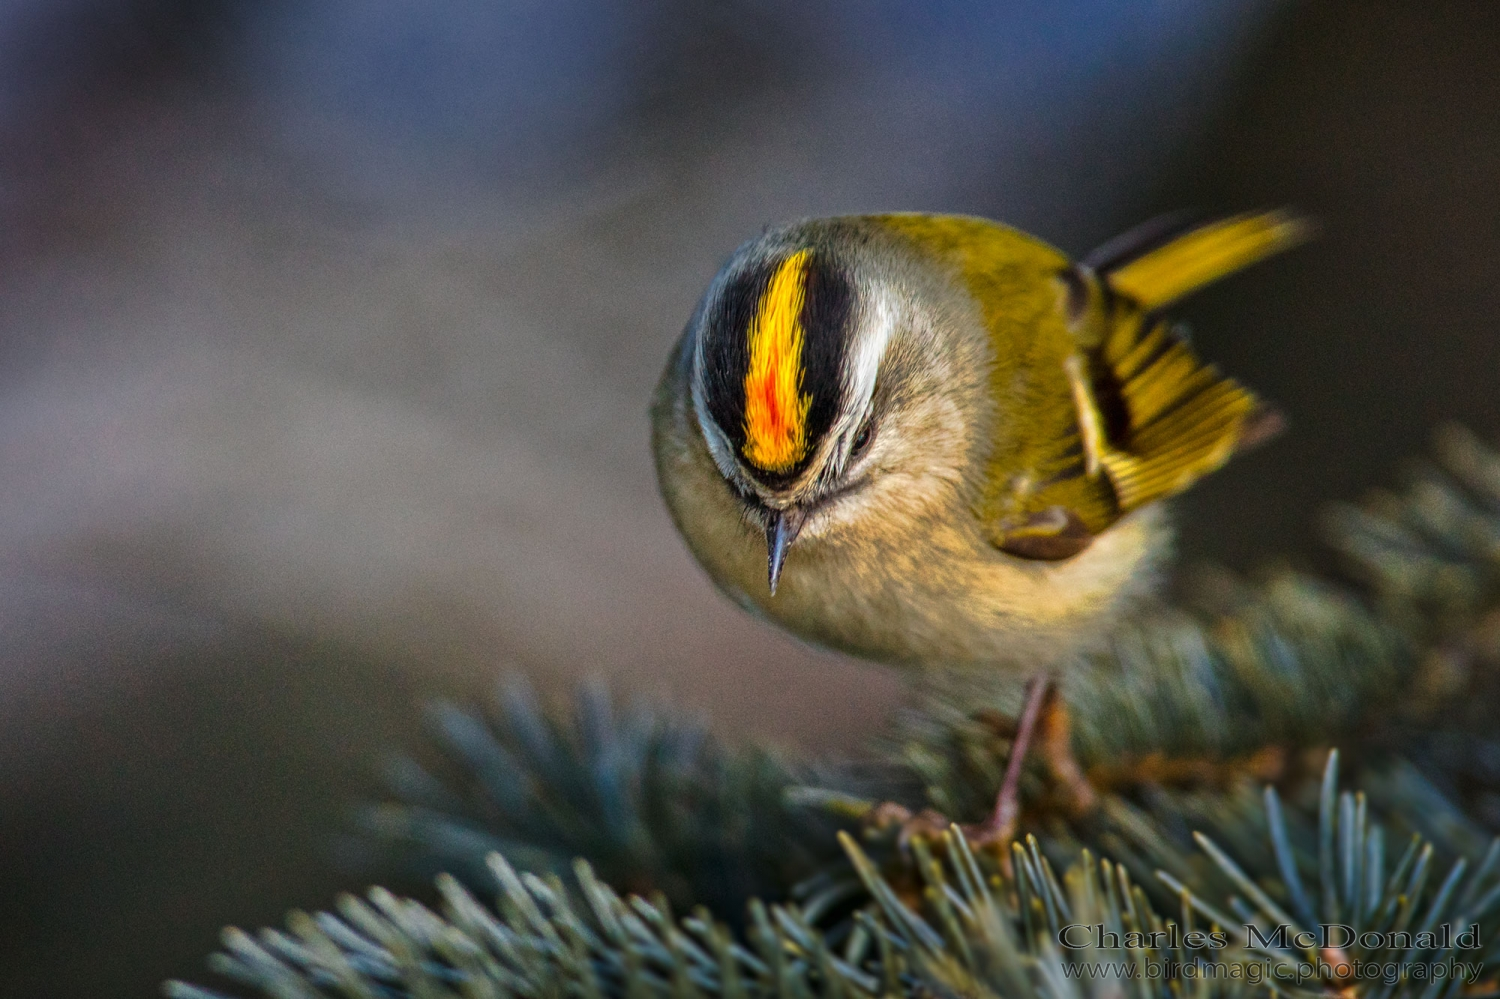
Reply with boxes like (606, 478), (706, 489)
(1078, 211), (1307, 513)
(992, 212), (1306, 559)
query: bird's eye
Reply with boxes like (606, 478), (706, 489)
(850, 420), (874, 458)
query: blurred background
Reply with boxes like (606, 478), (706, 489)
(0, 1), (1496, 994)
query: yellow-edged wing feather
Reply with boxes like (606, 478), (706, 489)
(1085, 210), (1307, 513)
(1092, 311), (1268, 511)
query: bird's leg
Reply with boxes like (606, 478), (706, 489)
(965, 673), (1050, 848)
(1037, 680), (1096, 817)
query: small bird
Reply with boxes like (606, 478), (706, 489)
(651, 211), (1303, 839)
(653, 210), (1301, 664)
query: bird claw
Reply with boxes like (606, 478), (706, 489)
(862, 801), (963, 850)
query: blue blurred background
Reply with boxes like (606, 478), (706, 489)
(1, 1), (1497, 994)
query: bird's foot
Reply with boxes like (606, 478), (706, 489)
(862, 801), (960, 852)
(861, 674), (1097, 862)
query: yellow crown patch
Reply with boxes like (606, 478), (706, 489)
(742, 250), (813, 473)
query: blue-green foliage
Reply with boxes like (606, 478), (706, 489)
(171, 427), (1500, 999)
(170, 754), (1500, 999)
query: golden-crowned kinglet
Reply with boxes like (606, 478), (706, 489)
(652, 212), (1303, 673)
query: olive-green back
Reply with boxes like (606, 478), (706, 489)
(872, 213), (1118, 541)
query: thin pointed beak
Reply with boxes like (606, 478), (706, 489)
(765, 508), (806, 596)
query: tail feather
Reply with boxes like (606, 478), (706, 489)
(1103, 210), (1311, 312)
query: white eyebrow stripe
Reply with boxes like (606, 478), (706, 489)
(844, 289), (896, 426)
(816, 287), (895, 480)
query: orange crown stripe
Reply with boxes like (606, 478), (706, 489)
(742, 250), (813, 473)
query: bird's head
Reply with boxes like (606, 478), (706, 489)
(687, 226), (974, 594)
